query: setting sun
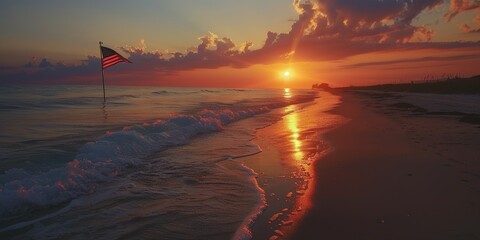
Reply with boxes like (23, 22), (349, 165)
(283, 71), (291, 77)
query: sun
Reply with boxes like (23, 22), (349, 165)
(280, 69), (294, 80)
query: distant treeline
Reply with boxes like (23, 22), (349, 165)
(343, 75), (480, 95)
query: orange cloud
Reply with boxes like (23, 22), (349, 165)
(2, 0), (480, 86)
(458, 15), (480, 33)
(445, 0), (480, 21)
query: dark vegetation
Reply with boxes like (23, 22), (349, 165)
(342, 75), (480, 95)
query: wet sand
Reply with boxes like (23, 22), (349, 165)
(242, 91), (346, 240)
(291, 91), (480, 240)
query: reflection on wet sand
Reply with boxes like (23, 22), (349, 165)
(244, 90), (344, 240)
(285, 105), (304, 162)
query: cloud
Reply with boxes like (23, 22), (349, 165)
(446, 0), (480, 34)
(248, 0), (473, 62)
(302, 0), (442, 43)
(459, 15), (480, 33)
(38, 58), (54, 68)
(459, 23), (480, 33)
(341, 53), (480, 69)
(445, 0), (480, 21)
(2, 0), (480, 85)
(0, 56), (101, 84)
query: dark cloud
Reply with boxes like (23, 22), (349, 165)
(0, 56), (101, 84)
(2, 0), (480, 84)
(247, 0), (474, 62)
(38, 58), (54, 68)
(298, 0), (441, 43)
(341, 53), (480, 69)
(23, 57), (54, 68)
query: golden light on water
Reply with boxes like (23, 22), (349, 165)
(284, 105), (304, 161)
(284, 88), (292, 99)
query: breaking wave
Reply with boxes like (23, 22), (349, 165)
(0, 94), (315, 221)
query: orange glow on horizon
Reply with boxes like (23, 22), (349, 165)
(98, 49), (480, 89)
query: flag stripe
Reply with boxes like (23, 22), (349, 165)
(103, 54), (131, 63)
(102, 54), (130, 69)
(103, 58), (122, 66)
(103, 56), (123, 65)
(103, 55), (122, 62)
(100, 45), (131, 69)
(103, 60), (125, 69)
(103, 61), (122, 69)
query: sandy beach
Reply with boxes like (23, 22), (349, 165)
(2, 1), (480, 239)
(289, 90), (480, 240)
(241, 89), (480, 239)
(242, 91), (347, 239)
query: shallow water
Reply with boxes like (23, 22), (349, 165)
(0, 85), (334, 239)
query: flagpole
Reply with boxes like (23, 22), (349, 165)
(99, 41), (106, 102)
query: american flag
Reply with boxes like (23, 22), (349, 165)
(100, 46), (131, 69)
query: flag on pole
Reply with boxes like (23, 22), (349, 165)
(100, 46), (131, 69)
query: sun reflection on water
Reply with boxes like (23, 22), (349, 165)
(283, 88), (292, 99)
(280, 94), (314, 235)
(284, 105), (304, 161)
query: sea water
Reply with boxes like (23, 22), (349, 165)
(0, 85), (323, 239)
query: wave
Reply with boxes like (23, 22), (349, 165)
(151, 90), (180, 95)
(226, 89), (251, 92)
(0, 107), (268, 218)
(0, 97), (100, 112)
(201, 89), (220, 93)
(0, 94), (316, 225)
(152, 89), (252, 96)
(152, 90), (202, 95)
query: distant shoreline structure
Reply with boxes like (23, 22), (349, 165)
(336, 75), (480, 95)
(311, 83), (331, 90)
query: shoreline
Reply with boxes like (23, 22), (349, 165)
(291, 90), (480, 239)
(242, 91), (346, 239)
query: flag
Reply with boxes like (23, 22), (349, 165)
(101, 46), (131, 69)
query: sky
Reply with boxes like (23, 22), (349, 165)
(0, 0), (479, 88)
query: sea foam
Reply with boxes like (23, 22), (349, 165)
(0, 107), (273, 218)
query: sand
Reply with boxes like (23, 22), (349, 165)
(242, 91), (346, 240)
(290, 91), (480, 240)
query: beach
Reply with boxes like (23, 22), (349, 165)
(2, 0), (480, 238)
(242, 90), (346, 239)
(287, 90), (480, 239)
(1, 86), (479, 239)
(2, 86), (350, 239)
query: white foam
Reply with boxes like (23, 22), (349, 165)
(0, 107), (271, 217)
(231, 163), (267, 240)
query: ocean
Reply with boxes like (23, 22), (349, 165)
(0, 85), (336, 239)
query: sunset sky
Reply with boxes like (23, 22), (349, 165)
(1, 0), (479, 88)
